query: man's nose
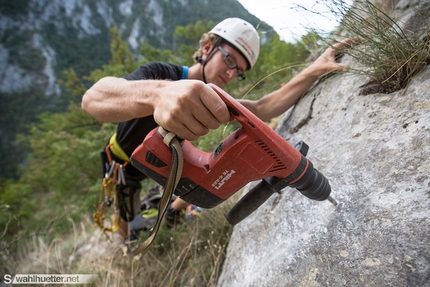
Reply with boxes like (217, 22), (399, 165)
(226, 68), (236, 79)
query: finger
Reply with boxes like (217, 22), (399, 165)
(164, 117), (204, 141)
(333, 37), (363, 50)
(180, 112), (211, 137)
(153, 108), (202, 141)
(178, 86), (229, 132)
(169, 93), (222, 133)
(171, 106), (214, 139)
(199, 87), (230, 124)
(189, 106), (221, 131)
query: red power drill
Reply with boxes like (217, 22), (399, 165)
(131, 83), (336, 225)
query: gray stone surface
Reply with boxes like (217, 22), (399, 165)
(218, 50), (430, 287)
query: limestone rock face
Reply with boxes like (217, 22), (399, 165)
(218, 4), (430, 284)
(218, 63), (430, 287)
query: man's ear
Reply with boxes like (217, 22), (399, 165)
(202, 42), (213, 58)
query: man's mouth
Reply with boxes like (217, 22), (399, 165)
(218, 75), (227, 86)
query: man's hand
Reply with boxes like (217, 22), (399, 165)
(82, 78), (230, 142)
(238, 38), (360, 122)
(311, 38), (359, 76)
(152, 81), (230, 141)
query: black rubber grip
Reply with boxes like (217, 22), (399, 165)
(226, 180), (277, 225)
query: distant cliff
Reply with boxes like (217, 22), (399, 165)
(0, 0), (264, 96)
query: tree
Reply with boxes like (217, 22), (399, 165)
(174, 20), (216, 66)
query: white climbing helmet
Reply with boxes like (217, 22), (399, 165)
(210, 18), (260, 70)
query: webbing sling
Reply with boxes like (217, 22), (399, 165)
(120, 65), (188, 256)
(109, 133), (130, 163)
(124, 127), (183, 257)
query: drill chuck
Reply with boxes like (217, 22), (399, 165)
(289, 161), (331, 201)
(226, 159), (334, 225)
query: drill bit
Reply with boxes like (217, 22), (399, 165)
(327, 195), (338, 206)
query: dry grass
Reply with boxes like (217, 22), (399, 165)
(1, 195), (238, 287)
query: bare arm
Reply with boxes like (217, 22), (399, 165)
(82, 77), (155, 122)
(81, 77), (230, 141)
(239, 39), (353, 121)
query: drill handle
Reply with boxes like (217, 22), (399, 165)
(226, 179), (277, 225)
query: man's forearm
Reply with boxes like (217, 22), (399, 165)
(239, 41), (349, 122)
(81, 77), (158, 123)
(239, 68), (319, 122)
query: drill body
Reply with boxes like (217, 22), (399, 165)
(131, 84), (332, 224)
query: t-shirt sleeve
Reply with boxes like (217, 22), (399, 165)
(123, 62), (182, 81)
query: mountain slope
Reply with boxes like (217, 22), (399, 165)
(0, 0), (271, 179)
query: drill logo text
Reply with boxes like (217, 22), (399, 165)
(212, 169), (236, 190)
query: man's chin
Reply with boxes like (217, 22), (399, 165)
(213, 79), (227, 88)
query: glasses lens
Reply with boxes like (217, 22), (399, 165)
(218, 46), (246, 81)
(224, 56), (236, 69)
(237, 73), (245, 81)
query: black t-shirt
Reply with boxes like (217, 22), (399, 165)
(114, 62), (185, 173)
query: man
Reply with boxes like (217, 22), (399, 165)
(82, 18), (350, 242)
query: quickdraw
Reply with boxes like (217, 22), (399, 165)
(93, 144), (128, 234)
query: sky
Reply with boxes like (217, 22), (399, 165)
(237, 0), (344, 42)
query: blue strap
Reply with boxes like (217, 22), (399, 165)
(182, 66), (188, 79)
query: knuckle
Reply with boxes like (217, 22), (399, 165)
(170, 104), (184, 117)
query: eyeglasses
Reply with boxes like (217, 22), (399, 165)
(217, 46), (246, 81)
